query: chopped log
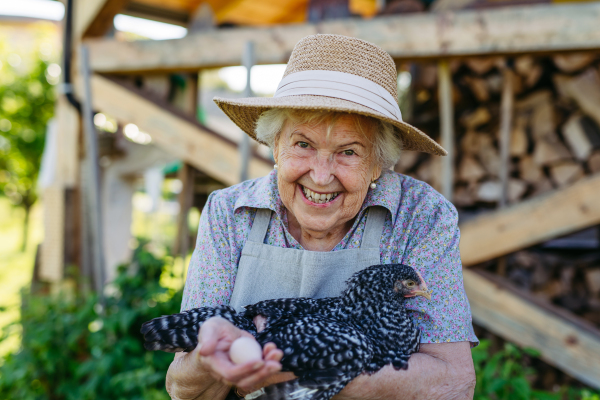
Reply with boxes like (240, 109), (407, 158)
(554, 68), (600, 128)
(531, 100), (556, 140)
(395, 150), (420, 172)
(553, 53), (596, 73)
(465, 57), (500, 75)
(460, 130), (482, 154)
(550, 161), (585, 187)
(562, 113), (595, 161)
(486, 73), (504, 95)
(460, 173), (600, 267)
(418, 64), (438, 89)
(515, 90), (552, 111)
(508, 179), (528, 203)
(477, 180), (501, 202)
(453, 184), (475, 207)
(461, 107), (491, 130)
(510, 115), (528, 157)
(478, 134), (500, 175)
(519, 155), (544, 183)
(533, 137), (572, 166)
(515, 56), (542, 87)
(514, 55), (534, 76)
(524, 63), (543, 88)
(531, 177), (555, 197)
(589, 151), (600, 173)
(463, 76), (489, 102)
(458, 156), (486, 182)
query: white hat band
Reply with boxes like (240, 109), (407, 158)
(274, 70), (402, 121)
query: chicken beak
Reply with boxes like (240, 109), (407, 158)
(413, 289), (432, 301)
(414, 270), (432, 300)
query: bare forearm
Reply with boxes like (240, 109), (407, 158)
(334, 343), (475, 400)
(166, 353), (230, 400)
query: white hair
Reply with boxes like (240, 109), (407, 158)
(255, 109), (402, 169)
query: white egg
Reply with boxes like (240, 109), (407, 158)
(229, 337), (263, 365)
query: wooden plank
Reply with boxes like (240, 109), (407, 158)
(40, 186), (65, 283)
(75, 0), (129, 39)
(88, 2), (600, 74)
(464, 269), (600, 389)
(438, 60), (454, 201)
(460, 173), (600, 266)
(81, 74), (272, 186)
(55, 96), (79, 188)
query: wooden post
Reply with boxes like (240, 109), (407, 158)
(499, 67), (514, 208)
(79, 45), (106, 295)
(175, 164), (195, 258)
(438, 60), (454, 201)
(240, 41), (254, 183)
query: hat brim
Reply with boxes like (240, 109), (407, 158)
(213, 94), (447, 156)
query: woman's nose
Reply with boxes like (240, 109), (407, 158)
(310, 155), (335, 186)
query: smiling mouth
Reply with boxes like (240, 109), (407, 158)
(301, 185), (340, 204)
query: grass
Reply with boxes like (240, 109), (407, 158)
(0, 197), (43, 357)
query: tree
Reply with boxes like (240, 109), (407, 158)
(0, 33), (57, 251)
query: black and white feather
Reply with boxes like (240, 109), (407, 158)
(141, 264), (428, 400)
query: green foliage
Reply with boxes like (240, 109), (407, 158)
(0, 242), (183, 400)
(0, 34), (57, 250)
(473, 339), (599, 400)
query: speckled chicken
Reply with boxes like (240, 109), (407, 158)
(141, 264), (431, 400)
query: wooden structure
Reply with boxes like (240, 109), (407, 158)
(45, 0), (600, 388)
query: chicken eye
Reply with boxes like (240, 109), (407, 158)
(406, 281), (415, 288)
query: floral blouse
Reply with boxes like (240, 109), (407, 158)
(181, 169), (479, 345)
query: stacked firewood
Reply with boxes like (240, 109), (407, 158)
(396, 53), (600, 208)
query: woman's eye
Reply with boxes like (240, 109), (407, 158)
(343, 149), (355, 156)
(298, 142), (309, 148)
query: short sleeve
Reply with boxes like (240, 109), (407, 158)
(400, 192), (479, 346)
(180, 191), (237, 311)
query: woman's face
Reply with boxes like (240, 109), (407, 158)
(274, 114), (382, 237)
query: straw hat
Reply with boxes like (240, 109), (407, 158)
(214, 34), (447, 156)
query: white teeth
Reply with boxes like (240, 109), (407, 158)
(302, 186), (339, 204)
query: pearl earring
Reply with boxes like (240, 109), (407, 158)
(274, 164), (278, 170)
(370, 181), (377, 189)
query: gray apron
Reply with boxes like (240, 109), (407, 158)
(229, 206), (387, 312)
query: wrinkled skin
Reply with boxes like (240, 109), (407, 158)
(274, 114), (382, 251)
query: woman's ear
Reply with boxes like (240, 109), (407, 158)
(372, 165), (383, 182)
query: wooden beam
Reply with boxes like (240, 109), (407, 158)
(460, 173), (600, 266)
(438, 60), (454, 201)
(81, 74), (272, 186)
(464, 269), (600, 389)
(88, 2), (600, 74)
(75, 0), (129, 39)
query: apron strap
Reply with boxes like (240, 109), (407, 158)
(360, 206), (388, 250)
(247, 208), (272, 243)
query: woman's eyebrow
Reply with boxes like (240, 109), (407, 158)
(338, 141), (366, 148)
(291, 132), (316, 144)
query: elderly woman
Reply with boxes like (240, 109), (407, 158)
(166, 34), (478, 400)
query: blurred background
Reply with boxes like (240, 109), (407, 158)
(1, 0), (600, 398)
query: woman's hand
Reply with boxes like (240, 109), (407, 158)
(198, 317), (284, 391)
(166, 316), (286, 400)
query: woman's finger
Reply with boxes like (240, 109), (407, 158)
(235, 362), (283, 390)
(197, 317), (241, 356)
(206, 353), (265, 383)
